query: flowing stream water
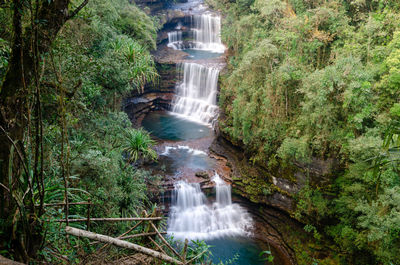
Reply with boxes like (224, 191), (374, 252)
(141, 1), (283, 264)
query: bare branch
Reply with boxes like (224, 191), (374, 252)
(67, 0), (89, 20)
(54, 217), (163, 222)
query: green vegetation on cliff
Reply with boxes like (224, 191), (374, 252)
(207, 0), (400, 263)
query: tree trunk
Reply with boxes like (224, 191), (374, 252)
(0, 0), (89, 261)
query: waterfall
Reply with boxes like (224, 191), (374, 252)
(214, 174), (232, 207)
(168, 174), (252, 240)
(171, 62), (219, 124)
(191, 14), (225, 53)
(166, 13), (225, 53)
(167, 31), (184, 50)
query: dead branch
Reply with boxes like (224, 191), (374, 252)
(55, 217), (162, 222)
(65, 226), (184, 265)
(68, 0), (89, 19)
(96, 215), (148, 251)
(35, 201), (92, 207)
(148, 220), (184, 261)
(182, 238), (189, 262)
(186, 249), (208, 264)
(120, 232), (167, 240)
(148, 236), (167, 255)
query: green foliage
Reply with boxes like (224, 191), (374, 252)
(48, 0), (158, 111)
(68, 112), (155, 215)
(0, 38), (9, 85)
(214, 0), (400, 263)
(124, 128), (157, 163)
(377, 31), (400, 108)
(277, 136), (310, 162)
(260, 249), (274, 263)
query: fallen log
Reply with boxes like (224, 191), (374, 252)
(55, 217), (162, 222)
(96, 216), (148, 251)
(0, 255), (25, 265)
(65, 226), (183, 265)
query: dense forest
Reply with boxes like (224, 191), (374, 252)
(0, 0), (399, 264)
(207, 0), (400, 264)
(0, 0), (167, 263)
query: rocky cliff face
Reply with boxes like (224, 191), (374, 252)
(124, 56), (180, 126)
(210, 127), (342, 217)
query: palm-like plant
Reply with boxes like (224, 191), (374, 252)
(124, 129), (157, 163)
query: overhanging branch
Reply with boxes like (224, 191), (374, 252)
(67, 0), (89, 20)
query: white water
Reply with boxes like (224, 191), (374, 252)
(168, 174), (252, 240)
(171, 62), (219, 124)
(166, 13), (225, 53)
(191, 13), (225, 53)
(167, 31), (184, 50)
(161, 145), (207, 156)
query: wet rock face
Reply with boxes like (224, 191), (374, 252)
(135, 0), (187, 15)
(123, 51), (184, 126)
(123, 62), (176, 126)
(195, 170), (209, 179)
(124, 92), (174, 126)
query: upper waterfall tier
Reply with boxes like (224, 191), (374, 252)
(171, 62), (219, 125)
(167, 174), (252, 240)
(191, 13), (225, 53)
(166, 13), (225, 53)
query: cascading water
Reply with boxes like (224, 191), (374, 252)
(191, 13), (225, 53)
(171, 62), (219, 124)
(166, 13), (225, 53)
(167, 174), (252, 240)
(167, 31), (183, 50)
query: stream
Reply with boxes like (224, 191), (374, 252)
(140, 0), (286, 264)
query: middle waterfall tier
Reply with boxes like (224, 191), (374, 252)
(171, 62), (219, 125)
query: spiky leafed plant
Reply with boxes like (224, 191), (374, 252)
(124, 129), (157, 163)
(124, 40), (158, 93)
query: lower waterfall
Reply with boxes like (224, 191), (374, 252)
(171, 62), (219, 124)
(167, 174), (252, 240)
